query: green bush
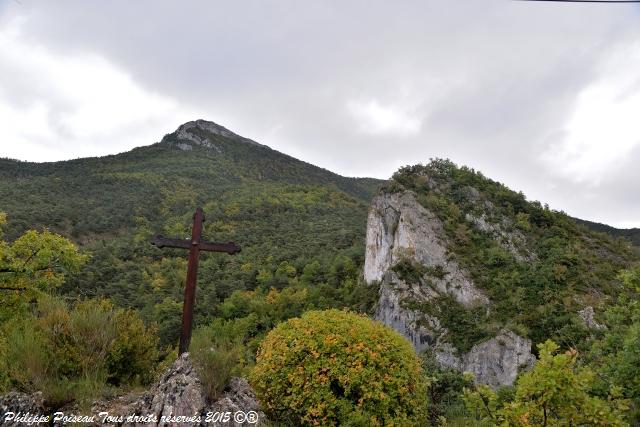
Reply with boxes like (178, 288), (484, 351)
(463, 340), (628, 426)
(2, 296), (159, 406)
(189, 317), (254, 401)
(250, 309), (429, 426)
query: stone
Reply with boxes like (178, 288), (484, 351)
(374, 271), (441, 353)
(364, 190), (536, 387)
(578, 306), (606, 330)
(119, 353), (205, 427)
(38, 353), (267, 426)
(206, 378), (266, 427)
(0, 392), (45, 427)
(462, 330), (535, 388)
(172, 120), (265, 152)
(364, 191), (488, 306)
(464, 212), (534, 262)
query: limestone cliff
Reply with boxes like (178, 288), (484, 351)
(365, 189), (535, 387)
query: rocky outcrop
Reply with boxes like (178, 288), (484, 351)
(169, 120), (265, 152)
(123, 353), (206, 426)
(365, 190), (535, 387)
(0, 392), (45, 427)
(374, 271), (442, 353)
(117, 353), (266, 427)
(0, 354), (266, 426)
(364, 191), (487, 306)
(464, 212), (534, 262)
(208, 378), (264, 423)
(578, 306), (606, 330)
(462, 330), (535, 386)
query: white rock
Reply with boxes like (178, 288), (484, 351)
(365, 190), (535, 387)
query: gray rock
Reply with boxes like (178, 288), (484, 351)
(173, 120), (265, 152)
(364, 190), (536, 387)
(432, 331), (535, 388)
(578, 306), (606, 330)
(35, 354), (267, 426)
(0, 392), (45, 427)
(374, 271), (441, 353)
(117, 354), (266, 426)
(119, 353), (205, 427)
(364, 191), (488, 306)
(205, 378), (266, 427)
(462, 330), (535, 388)
(464, 213), (534, 262)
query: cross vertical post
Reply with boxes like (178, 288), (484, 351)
(179, 207), (204, 355)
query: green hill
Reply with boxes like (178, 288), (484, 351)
(0, 120), (382, 345)
(575, 218), (640, 247)
(2, 122), (640, 423)
(382, 161), (639, 351)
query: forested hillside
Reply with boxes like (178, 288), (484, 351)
(2, 121), (640, 424)
(0, 120), (381, 347)
(378, 161), (640, 424)
(576, 218), (640, 247)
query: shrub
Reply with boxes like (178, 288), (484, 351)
(463, 340), (628, 426)
(251, 309), (429, 426)
(2, 296), (159, 406)
(189, 317), (253, 401)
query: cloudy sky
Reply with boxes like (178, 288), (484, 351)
(1, 1), (639, 228)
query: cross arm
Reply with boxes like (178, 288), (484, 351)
(151, 235), (241, 255)
(152, 235), (191, 249)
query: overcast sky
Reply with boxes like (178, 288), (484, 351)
(1, 1), (639, 228)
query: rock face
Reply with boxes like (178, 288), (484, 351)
(168, 119), (266, 152)
(365, 190), (535, 387)
(578, 306), (606, 330)
(208, 378), (264, 422)
(464, 212), (534, 262)
(125, 353), (207, 426)
(119, 353), (266, 427)
(459, 331), (535, 386)
(365, 191), (487, 306)
(374, 270), (442, 353)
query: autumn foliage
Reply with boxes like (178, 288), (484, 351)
(251, 309), (428, 426)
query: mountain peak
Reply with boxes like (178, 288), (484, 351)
(163, 119), (266, 152)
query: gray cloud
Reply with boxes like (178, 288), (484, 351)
(1, 0), (639, 227)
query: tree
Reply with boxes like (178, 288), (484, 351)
(464, 340), (628, 426)
(0, 213), (87, 292)
(590, 268), (640, 422)
(0, 213), (88, 322)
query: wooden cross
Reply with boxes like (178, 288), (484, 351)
(151, 207), (241, 355)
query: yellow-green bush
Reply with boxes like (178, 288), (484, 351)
(2, 296), (159, 406)
(251, 309), (428, 426)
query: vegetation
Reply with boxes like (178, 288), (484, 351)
(0, 124), (382, 410)
(463, 340), (628, 426)
(189, 317), (250, 401)
(1, 122), (640, 425)
(0, 220), (160, 407)
(251, 309), (429, 426)
(388, 159), (639, 351)
(0, 126), (381, 349)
